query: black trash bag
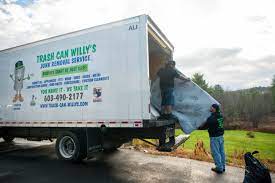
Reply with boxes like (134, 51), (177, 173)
(243, 151), (272, 183)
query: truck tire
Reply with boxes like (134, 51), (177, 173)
(3, 136), (14, 143)
(55, 131), (86, 161)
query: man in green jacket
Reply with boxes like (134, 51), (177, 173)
(200, 104), (225, 174)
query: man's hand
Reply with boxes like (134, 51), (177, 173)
(198, 126), (204, 130)
(198, 121), (208, 130)
(179, 75), (190, 82)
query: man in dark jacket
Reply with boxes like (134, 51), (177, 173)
(200, 104), (226, 174)
(157, 60), (189, 119)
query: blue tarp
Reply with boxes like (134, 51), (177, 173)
(151, 70), (219, 134)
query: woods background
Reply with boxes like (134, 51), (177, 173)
(192, 73), (275, 132)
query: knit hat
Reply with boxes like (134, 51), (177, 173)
(168, 60), (176, 65)
(212, 104), (220, 112)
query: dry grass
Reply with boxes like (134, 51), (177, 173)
(130, 138), (275, 172)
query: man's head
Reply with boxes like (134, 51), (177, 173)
(166, 60), (176, 68)
(210, 104), (220, 113)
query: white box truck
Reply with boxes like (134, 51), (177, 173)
(0, 15), (185, 161)
(0, 15), (217, 161)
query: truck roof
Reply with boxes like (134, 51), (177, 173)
(0, 14), (174, 54)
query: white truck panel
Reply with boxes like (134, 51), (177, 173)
(0, 15), (151, 127)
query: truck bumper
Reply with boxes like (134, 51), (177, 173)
(102, 119), (188, 152)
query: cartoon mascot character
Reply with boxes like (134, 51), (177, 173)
(10, 61), (30, 102)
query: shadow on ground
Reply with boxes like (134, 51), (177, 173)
(0, 142), (125, 183)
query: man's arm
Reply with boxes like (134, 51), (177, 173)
(198, 117), (210, 130)
(174, 70), (190, 81)
(178, 74), (190, 81)
(198, 121), (209, 130)
(157, 68), (162, 77)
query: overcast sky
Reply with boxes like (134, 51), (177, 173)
(0, 0), (275, 90)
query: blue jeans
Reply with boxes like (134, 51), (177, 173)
(210, 136), (226, 171)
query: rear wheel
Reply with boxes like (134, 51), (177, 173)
(2, 136), (14, 143)
(55, 131), (86, 161)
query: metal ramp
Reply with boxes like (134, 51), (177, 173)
(157, 134), (190, 152)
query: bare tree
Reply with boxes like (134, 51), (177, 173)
(192, 73), (274, 129)
(271, 75), (275, 112)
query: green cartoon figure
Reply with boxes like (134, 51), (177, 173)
(10, 61), (30, 102)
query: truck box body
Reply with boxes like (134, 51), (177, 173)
(0, 15), (217, 160)
(0, 15), (173, 128)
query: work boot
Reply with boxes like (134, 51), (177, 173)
(166, 113), (178, 121)
(158, 114), (169, 120)
(18, 94), (24, 102)
(12, 94), (18, 103)
(211, 167), (223, 174)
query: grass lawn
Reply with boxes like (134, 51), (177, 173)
(176, 130), (275, 161)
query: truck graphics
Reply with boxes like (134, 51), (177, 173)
(10, 60), (31, 103)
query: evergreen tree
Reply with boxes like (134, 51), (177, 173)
(191, 73), (209, 91)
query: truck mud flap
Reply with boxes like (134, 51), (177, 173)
(86, 128), (103, 158)
(151, 70), (219, 134)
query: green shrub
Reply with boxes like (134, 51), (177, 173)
(246, 131), (255, 138)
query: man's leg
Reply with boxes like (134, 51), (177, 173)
(167, 105), (172, 114)
(161, 90), (167, 114)
(160, 91), (167, 117)
(165, 88), (174, 118)
(210, 137), (223, 172)
(218, 136), (226, 171)
(160, 89), (175, 119)
(161, 105), (165, 114)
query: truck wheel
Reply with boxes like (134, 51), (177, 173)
(55, 131), (86, 161)
(3, 136), (14, 143)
